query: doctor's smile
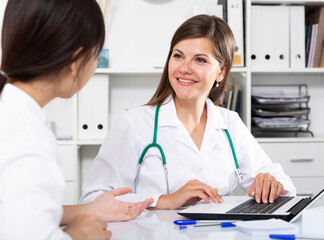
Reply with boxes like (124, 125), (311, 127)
(177, 78), (197, 85)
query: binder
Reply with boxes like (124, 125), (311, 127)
(252, 6), (290, 69)
(305, 24), (313, 67)
(306, 6), (324, 68)
(290, 6), (306, 68)
(251, 6), (277, 68)
(259, 6), (276, 69)
(320, 41), (324, 67)
(78, 74), (109, 140)
(274, 6), (290, 68)
(227, 0), (244, 67)
(231, 84), (240, 111)
(308, 24), (318, 68)
(251, 6), (263, 68)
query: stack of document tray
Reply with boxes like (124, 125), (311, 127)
(251, 84), (313, 137)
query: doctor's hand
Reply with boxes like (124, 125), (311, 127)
(247, 173), (288, 204)
(64, 213), (112, 240)
(88, 187), (153, 222)
(154, 179), (223, 210)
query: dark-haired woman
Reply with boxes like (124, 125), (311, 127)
(0, 0), (152, 239)
(81, 15), (296, 210)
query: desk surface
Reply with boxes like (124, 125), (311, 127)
(108, 197), (324, 240)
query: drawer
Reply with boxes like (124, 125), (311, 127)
(63, 181), (77, 205)
(291, 177), (324, 197)
(58, 145), (76, 181)
(260, 142), (324, 177)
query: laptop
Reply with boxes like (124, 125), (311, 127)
(178, 188), (324, 222)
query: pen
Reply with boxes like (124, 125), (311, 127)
(194, 222), (236, 228)
(269, 234), (324, 240)
(173, 220), (236, 228)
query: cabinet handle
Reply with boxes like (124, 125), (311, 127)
(290, 158), (314, 163)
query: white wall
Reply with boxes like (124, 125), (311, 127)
(105, 0), (222, 68)
(0, 0), (223, 67)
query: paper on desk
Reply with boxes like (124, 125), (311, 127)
(235, 218), (298, 237)
(115, 193), (160, 208)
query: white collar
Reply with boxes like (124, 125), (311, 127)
(1, 83), (46, 123)
(157, 96), (227, 130)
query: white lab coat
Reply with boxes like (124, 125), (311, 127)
(0, 84), (71, 240)
(81, 97), (296, 206)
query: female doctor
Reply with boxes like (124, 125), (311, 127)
(81, 15), (296, 209)
(0, 0), (152, 239)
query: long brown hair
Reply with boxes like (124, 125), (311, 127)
(0, 0), (105, 94)
(147, 14), (236, 105)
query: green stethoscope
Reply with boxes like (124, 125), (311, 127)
(132, 104), (243, 194)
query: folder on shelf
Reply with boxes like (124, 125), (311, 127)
(290, 6), (306, 68)
(305, 24), (313, 67)
(231, 84), (240, 111)
(252, 6), (281, 69)
(306, 6), (324, 68)
(320, 41), (324, 67)
(260, 6), (276, 68)
(227, 0), (244, 67)
(78, 74), (109, 140)
(308, 24), (318, 68)
(251, 6), (263, 68)
(274, 6), (289, 69)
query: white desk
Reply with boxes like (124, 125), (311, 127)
(107, 196), (324, 240)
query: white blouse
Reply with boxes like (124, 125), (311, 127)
(81, 97), (296, 206)
(0, 84), (71, 240)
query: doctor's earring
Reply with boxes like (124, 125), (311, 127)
(215, 81), (219, 88)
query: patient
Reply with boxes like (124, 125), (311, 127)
(0, 0), (152, 239)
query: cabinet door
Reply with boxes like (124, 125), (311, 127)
(58, 145), (76, 181)
(259, 142), (324, 177)
(291, 177), (324, 197)
(63, 181), (77, 205)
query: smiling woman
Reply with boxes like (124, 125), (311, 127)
(81, 15), (296, 211)
(168, 37), (224, 103)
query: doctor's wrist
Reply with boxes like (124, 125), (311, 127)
(154, 194), (174, 210)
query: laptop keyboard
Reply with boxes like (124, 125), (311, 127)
(226, 196), (294, 214)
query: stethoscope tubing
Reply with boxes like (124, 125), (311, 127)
(132, 104), (243, 194)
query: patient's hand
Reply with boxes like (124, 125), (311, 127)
(64, 213), (111, 240)
(154, 179), (223, 210)
(88, 187), (153, 222)
(247, 173), (288, 204)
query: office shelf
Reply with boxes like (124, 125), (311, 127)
(251, 68), (324, 74)
(257, 137), (324, 143)
(77, 140), (103, 146)
(95, 67), (248, 75)
(252, 0), (324, 5)
(56, 140), (75, 146)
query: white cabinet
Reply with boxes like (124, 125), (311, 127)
(251, 0), (324, 198)
(57, 145), (78, 205)
(47, 0), (324, 203)
(259, 141), (324, 196)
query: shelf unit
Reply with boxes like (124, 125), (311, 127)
(47, 0), (324, 203)
(249, 0), (324, 197)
